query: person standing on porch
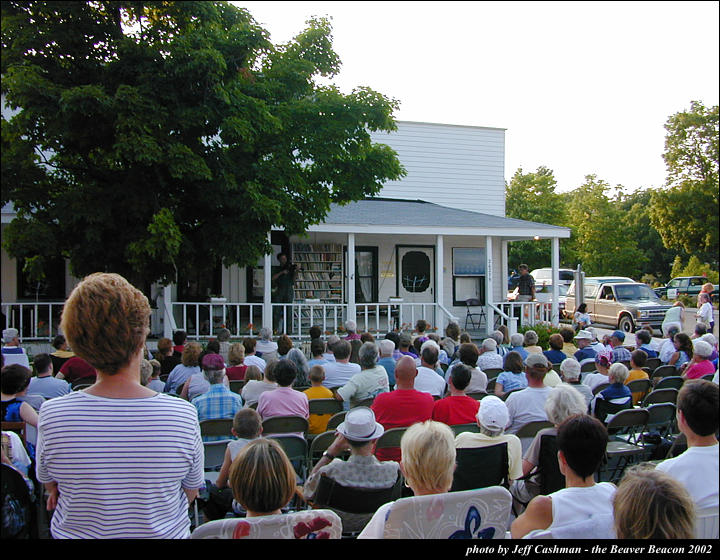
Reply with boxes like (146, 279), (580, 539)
(516, 264), (535, 302)
(272, 252), (296, 334)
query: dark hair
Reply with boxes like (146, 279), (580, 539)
(385, 331), (400, 347)
(205, 339), (220, 354)
(310, 338), (325, 357)
(173, 330), (187, 346)
(673, 333), (693, 360)
(360, 332), (375, 344)
(273, 359), (297, 387)
(459, 332), (472, 344)
(559, 327), (575, 343)
(445, 322), (460, 341)
(243, 337), (257, 354)
(421, 344), (439, 366)
(309, 325), (322, 340)
(52, 334), (66, 350)
(503, 351), (524, 374)
(416, 319), (428, 333)
(549, 333), (564, 351)
(677, 380), (719, 437)
(635, 329), (651, 345)
(450, 363), (472, 391)
(631, 349), (647, 368)
(412, 337), (424, 355)
(576, 303), (587, 314)
(333, 339), (351, 360)
(1, 364), (32, 395)
(556, 414), (608, 479)
(233, 408), (262, 439)
(458, 343), (480, 366)
(694, 323), (708, 337)
(277, 335), (293, 356)
(518, 264), (529, 271)
(33, 353), (53, 375)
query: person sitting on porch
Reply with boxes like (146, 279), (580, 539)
(1, 328), (30, 369)
(304, 365), (335, 434)
(455, 395), (523, 484)
(334, 342), (389, 407)
(50, 334), (75, 373)
(303, 406), (399, 504)
(286, 347), (310, 387)
(257, 360), (309, 428)
(590, 363), (632, 419)
(377, 339), (397, 389)
(308, 338), (330, 368)
(523, 330), (543, 355)
(225, 343), (247, 381)
(656, 379), (718, 512)
(255, 327), (278, 362)
(581, 354), (612, 392)
(511, 414), (615, 539)
(192, 355), (243, 441)
(682, 340), (715, 380)
(56, 355), (97, 385)
(412, 342), (446, 398)
(559, 358), (593, 406)
(477, 338), (504, 371)
(634, 329), (658, 359)
(510, 384), (593, 513)
(241, 364), (276, 408)
(371, 356), (435, 462)
(509, 333), (529, 362)
(504, 354), (553, 435)
(432, 363), (480, 425)
(322, 339), (361, 389)
(543, 334), (567, 366)
(343, 320), (361, 341)
(164, 341), (202, 395)
(242, 337), (266, 372)
(27, 353), (70, 399)
(440, 322), (461, 362)
(445, 343), (488, 394)
(494, 351), (529, 397)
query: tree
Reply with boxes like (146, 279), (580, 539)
(505, 166), (568, 271)
(1, 1), (405, 289)
(649, 101), (719, 267)
(563, 175), (646, 277)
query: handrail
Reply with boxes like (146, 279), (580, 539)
(489, 303), (518, 335)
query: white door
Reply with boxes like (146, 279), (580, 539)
(397, 246), (434, 303)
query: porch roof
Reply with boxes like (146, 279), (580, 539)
(303, 198), (571, 238)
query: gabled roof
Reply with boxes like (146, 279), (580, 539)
(304, 198), (571, 238)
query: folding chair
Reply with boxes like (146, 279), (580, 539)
(191, 509), (342, 539)
(381, 486), (512, 539)
(653, 376), (684, 391)
(626, 379), (652, 405)
(643, 403), (676, 440)
(266, 434), (310, 485)
(71, 376), (96, 390)
(702, 373), (716, 382)
(1, 464), (37, 539)
(451, 443), (509, 491)
(594, 398), (633, 425)
(483, 368), (503, 378)
(199, 419), (234, 440)
(466, 392), (488, 401)
(262, 416), (309, 437)
(350, 398), (375, 409)
(203, 440), (232, 472)
(375, 427), (407, 452)
(580, 362), (597, 373)
(651, 364), (678, 379)
(450, 423), (480, 437)
(464, 298), (486, 330)
(641, 388), (678, 407)
(485, 378), (497, 394)
(645, 357), (662, 372)
(229, 380), (244, 394)
(500, 388), (522, 402)
(308, 398), (344, 417)
(515, 421), (554, 439)
(601, 408), (649, 483)
(591, 382), (610, 396)
(513, 434), (565, 514)
(326, 411), (346, 431)
(308, 430), (350, 466)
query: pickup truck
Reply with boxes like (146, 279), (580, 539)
(654, 276), (719, 302)
(566, 278), (672, 333)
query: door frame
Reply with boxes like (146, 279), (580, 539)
(395, 245), (436, 301)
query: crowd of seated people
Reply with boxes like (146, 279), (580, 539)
(2, 291), (718, 541)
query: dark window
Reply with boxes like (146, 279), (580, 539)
(16, 257), (66, 300)
(401, 251), (431, 293)
(178, 261), (222, 302)
(346, 246), (378, 303)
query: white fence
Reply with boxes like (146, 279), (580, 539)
(2, 302), (65, 341)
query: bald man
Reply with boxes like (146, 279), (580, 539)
(371, 356), (435, 462)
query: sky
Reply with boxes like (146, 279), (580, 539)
(235, 0), (719, 193)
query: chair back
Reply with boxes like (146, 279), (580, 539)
(644, 403), (676, 438)
(229, 380), (244, 394)
(451, 443), (509, 491)
(702, 373), (716, 382)
(651, 364), (678, 379)
(580, 362), (597, 372)
(71, 376), (96, 390)
(450, 423), (480, 437)
(309, 430), (350, 466)
(203, 440), (232, 471)
(308, 398), (344, 416)
(500, 388), (522, 402)
(592, 382), (610, 396)
(653, 376), (684, 391)
(381, 486), (512, 539)
(313, 473), (403, 514)
(605, 408), (649, 443)
(641, 388), (678, 407)
(266, 434), (309, 481)
(191, 509), (342, 539)
(645, 357), (662, 372)
(293, 386), (311, 392)
(626, 379), (651, 404)
(486, 379), (496, 393)
(200, 418), (234, 438)
(536, 434), (565, 495)
(326, 411), (346, 431)
(350, 397), (375, 409)
(695, 506), (719, 539)
(594, 398), (633, 424)
(261, 415), (309, 436)
(1, 463), (36, 539)
(515, 420), (554, 438)
(1, 422), (26, 446)
(375, 427), (408, 451)
(466, 392), (488, 401)
(484, 368), (503, 378)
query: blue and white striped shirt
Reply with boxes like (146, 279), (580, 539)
(36, 391), (204, 539)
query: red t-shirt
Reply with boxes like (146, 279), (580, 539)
(59, 357), (97, 384)
(432, 395), (480, 426)
(226, 365), (248, 381)
(371, 389), (435, 462)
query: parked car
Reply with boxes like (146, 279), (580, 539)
(530, 268), (575, 287)
(654, 276), (719, 302)
(566, 277), (671, 333)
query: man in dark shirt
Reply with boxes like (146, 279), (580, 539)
(272, 252), (297, 333)
(516, 264), (535, 302)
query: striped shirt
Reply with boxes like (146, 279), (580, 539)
(36, 391), (204, 539)
(192, 385), (243, 441)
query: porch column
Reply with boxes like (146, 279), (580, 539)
(485, 236), (494, 334)
(435, 235), (444, 335)
(163, 284), (174, 339)
(501, 240), (508, 296)
(263, 232), (272, 331)
(551, 237), (560, 326)
(347, 233), (356, 326)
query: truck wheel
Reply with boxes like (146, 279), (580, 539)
(618, 315), (635, 333)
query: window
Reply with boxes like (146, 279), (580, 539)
(452, 248), (486, 305)
(345, 246), (378, 303)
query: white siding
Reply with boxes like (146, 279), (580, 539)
(370, 121), (506, 217)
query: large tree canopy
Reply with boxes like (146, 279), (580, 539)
(1, 1), (405, 288)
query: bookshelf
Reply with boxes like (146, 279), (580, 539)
(291, 243), (344, 303)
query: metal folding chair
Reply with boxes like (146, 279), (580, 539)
(601, 408), (649, 483)
(451, 443), (509, 491)
(261, 415), (309, 436)
(464, 298), (486, 330)
(653, 376), (684, 391)
(641, 388), (678, 407)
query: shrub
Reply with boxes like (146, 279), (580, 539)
(518, 323), (562, 351)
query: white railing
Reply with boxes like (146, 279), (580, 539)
(494, 301), (555, 330)
(2, 302), (65, 341)
(172, 302), (263, 340)
(272, 302), (346, 339)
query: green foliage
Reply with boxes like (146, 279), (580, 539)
(1, 1), (405, 286)
(670, 255), (719, 284)
(518, 323), (562, 351)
